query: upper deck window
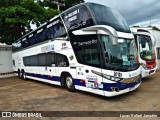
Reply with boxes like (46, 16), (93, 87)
(88, 3), (131, 33)
(62, 5), (94, 32)
(46, 18), (66, 39)
(12, 17), (67, 52)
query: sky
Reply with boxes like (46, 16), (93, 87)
(85, 0), (160, 28)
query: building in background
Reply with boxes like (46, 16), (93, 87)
(0, 45), (14, 78)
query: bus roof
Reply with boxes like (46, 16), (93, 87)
(14, 2), (130, 43)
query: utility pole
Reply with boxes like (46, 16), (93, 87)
(148, 14), (154, 27)
(51, 1), (65, 11)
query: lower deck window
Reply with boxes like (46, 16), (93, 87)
(23, 53), (69, 67)
(74, 44), (101, 67)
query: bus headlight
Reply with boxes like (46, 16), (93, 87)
(111, 77), (122, 82)
(103, 74), (122, 82)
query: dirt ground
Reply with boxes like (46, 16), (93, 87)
(0, 71), (160, 120)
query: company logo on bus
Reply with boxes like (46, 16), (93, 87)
(51, 44), (54, 50)
(41, 45), (54, 52)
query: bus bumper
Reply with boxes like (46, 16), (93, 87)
(104, 82), (141, 97)
(103, 75), (142, 97)
(141, 67), (157, 78)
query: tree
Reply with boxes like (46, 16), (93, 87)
(42, 0), (84, 11)
(0, 0), (59, 44)
(152, 26), (160, 31)
(64, 0), (84, 9)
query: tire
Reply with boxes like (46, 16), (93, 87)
(64, 75), (75, 92)
(18, 69), (21, 78)
(21, 70), (26, 80)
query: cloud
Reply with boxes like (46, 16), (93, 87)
(85, 0), (160, 28)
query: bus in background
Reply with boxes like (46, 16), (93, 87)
(131, 27), (160, 69)
(12, 3), (141, 97)
(132, 30), (157, 78)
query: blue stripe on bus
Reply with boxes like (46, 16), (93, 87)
(26, 72), (60, 82)
(25, 72), (86, 87)
(18, 71), (141, 92)
(72, 76), (141, 91)
(74, 79), (86, 87)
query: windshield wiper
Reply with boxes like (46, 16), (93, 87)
(106, 64), (128, 71)
(113, 64), (128, 71)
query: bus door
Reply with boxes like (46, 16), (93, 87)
(47, 53), (70, 84)
(47, 53), (59, 84)
(70, 34), (104, 95)
(47, 65), (59, 84)
(75, 51), (104, 95)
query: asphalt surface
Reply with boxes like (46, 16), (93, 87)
(0, 71), (160, 120)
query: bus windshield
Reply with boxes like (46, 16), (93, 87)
(101, 35), (139, 71)
(139, 35), (156, 60)
(88, 3), (131, 33)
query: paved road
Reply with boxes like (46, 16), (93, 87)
(0, 71), (160, 120)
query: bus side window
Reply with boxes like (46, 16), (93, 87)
(23, 56), (30, 66)
(57, 20), (66, 37)
(21, 38), (28, 48)
(12, 41), (22, 51)
(71, 35), (101, 67)
(23, 55), (38, 66)
(36, 29), (46, 43)
(47, 53), (55, 66)
(30, 55), (38, 66)
(76, 44), (101, 66)
(62, 5), (93, 32)
(28, 34), (36, 46)
(38, 53), (47, 66)
(46, 18), (66, 39)
(55, 53), (69, 67)
(46, 25), (57, 39)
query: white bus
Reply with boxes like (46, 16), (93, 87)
(133, 30), (157, 78)
(12, 3), (141, 97)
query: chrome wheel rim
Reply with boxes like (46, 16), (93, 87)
(66, 77), (73, 88)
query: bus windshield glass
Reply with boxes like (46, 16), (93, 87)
(88, 3), (131, 33)
(101, 35), (139, 71)
(139, 35), (156, 60)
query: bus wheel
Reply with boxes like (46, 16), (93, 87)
(21, 70), (26, 80)
(65, 76), (75, 92)
(18, 69), (21, 78)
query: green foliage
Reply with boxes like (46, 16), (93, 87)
(0, 0), (83, 44)
(152, 26), (160, 31)
(64, 0), (84, 8)
(0, 0), (59, 45)
(42, 0), (84, 11)
(45, 8), (60, 20)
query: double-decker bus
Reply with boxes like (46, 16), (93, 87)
(133, 31), (157, 78)
(12, 3), (141, 97)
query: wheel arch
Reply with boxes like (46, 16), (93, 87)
(60, 72), (72, 86)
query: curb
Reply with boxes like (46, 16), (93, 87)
(0, 72), (14, 75)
